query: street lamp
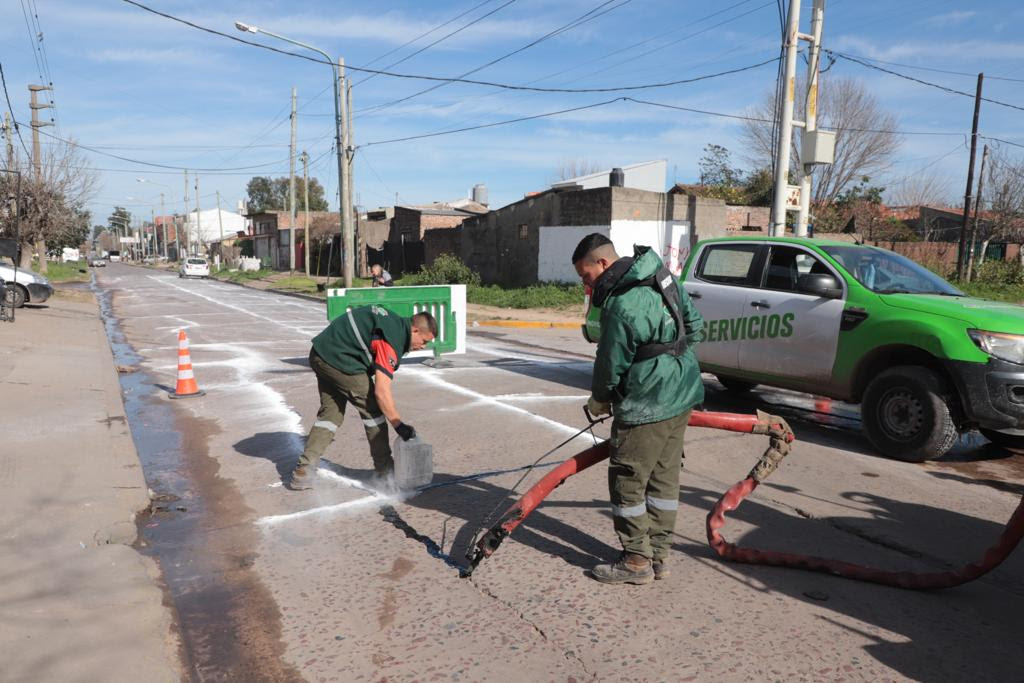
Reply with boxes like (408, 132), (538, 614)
(137, 178), (171, 260)
(234, 20), (352, 287)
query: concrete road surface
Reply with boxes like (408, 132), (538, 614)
(96, 263), (1024, 681)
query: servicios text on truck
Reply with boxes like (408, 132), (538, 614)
(583, 236), (1024, 462)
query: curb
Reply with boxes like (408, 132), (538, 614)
(472, 320), (580, 329)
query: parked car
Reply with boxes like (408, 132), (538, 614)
(0, 261), (53, 308)
(583, 236), (1024, 461)
(179, 257), (210, 279)
(89, 255), (106, 267)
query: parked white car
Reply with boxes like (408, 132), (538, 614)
(179, 257), (210, 279)
(0, 261), (53, 307)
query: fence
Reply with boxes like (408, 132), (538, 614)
(325, 284), (466, 357)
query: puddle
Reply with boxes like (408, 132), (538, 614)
(94, 282), (301, 681)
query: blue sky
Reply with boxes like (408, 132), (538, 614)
(2, 0), (1024, 228)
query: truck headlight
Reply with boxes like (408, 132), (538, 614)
(969, 330), (1024, 365)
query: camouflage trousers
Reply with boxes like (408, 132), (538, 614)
(297, 349), (393, 474)
(608, 410), (691, 560)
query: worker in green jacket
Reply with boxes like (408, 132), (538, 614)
(289, 305), (437, 490)
(572, 233), (704, 584)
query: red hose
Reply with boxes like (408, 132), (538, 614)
(465, 409), (1024, 590)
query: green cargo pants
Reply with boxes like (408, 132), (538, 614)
(608, 410), (691, 560)
(297, 349), (393, 474)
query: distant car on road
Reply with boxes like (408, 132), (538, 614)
(179, 257), (210, 279)
(108, 250), (121, 262)
(89, 255), (106, 267)
(0, 261), (53, 307)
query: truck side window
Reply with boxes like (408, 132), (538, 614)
(763, 246), (828, 292)
(697, 244), (761, 286)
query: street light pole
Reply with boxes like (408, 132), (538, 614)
(235, 21), (352, 287)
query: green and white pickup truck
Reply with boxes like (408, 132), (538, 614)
(584, 236), (1024, 462)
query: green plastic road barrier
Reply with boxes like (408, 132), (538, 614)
(326, 284), (466, 356)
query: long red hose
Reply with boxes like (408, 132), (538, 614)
(464, 410), (1024, 590)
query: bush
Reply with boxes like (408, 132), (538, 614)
(468, 283), (584, 309)
(973, 259), (1024, 287)
(403, 253), (481, 287)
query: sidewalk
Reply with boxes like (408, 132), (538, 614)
(0, 291), (181, 680)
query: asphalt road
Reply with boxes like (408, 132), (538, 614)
(96, 263), (1024, 682)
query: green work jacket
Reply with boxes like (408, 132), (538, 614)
(312, 305), (411, 375)
(592, 246), (705, 425)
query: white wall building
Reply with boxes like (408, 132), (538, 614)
(552, 159), (667, 193)
(184, 208), (245, 252)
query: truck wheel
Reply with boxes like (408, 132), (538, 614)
(716, 375), (757, 393)
(979, 428), (1024, 454)
(861, 366), (958, 462)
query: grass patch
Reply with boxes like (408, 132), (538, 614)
(958, 282), (1024, 305)
(215, 268), (276, 282)
(37, 260), (90, 283)
(468, 283), (584, 309)
(325, 277), (375, 289)
(274, 275), (319, 293)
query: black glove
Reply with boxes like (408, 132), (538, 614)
(395, 422), (416, 441)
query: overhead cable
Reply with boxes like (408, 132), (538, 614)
(0, 63), (31, 159)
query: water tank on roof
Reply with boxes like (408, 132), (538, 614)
(472, 183), (488, 206)
(609, 167), (625, 187)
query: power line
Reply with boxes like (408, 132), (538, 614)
(354, 0), (517, 87)
(357, 0), (631, 114)
(829, 51), (1024, 114)
(830, 50), (1024, 84)
(0, 63), (31, 160)
(360, 98), (625, 148)
(362, 0), (502, 69)
(15, 121), (294, 172)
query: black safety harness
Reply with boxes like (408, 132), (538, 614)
(590, 257), (688, 361)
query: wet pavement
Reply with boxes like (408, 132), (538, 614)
(94, 263), (1024, 681)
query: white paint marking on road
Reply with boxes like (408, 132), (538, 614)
(406, 367), (592, 441)
(492, 393), (589, 402)
(470, 339), (593, 367)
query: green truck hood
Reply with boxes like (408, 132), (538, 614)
(881, 294), (1024, 333)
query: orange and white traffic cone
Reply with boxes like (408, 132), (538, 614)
(170, 328), (205, 399)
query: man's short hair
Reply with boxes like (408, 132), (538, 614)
(571, 232), (613, 265)
(412, 311), (438, 337)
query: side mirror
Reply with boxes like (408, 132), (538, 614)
(798, 273), (843, 299)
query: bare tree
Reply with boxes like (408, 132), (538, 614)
(741, 76), (903, 205)
(0, 137), (98, 271)
(978, 148), (1024, 268)
(552, 158), (605, 183)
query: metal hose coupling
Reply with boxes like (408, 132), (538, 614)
(746, 410), (794, 483)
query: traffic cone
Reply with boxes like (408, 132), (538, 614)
(170, 328), (205, 399)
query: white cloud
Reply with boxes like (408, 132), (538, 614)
(921, 10), (977, 27)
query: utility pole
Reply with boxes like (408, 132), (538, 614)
(966, 144), (989, 283)
(289, 87), (297, 271)
(796, 0), (825, 236)
(302, 150), (310, 277)
(150, 208), (156, 260)
(958, 73), (984, 281)
(183, 170), (190, 260)
(29, 85), (53, 271)
(3, 112), (14, 169)
(769, 0), (801, 237)
(346, 79), (358, 277)
(160, 193), (168, 259)
(339, 58), (353, 287)
(216, 190), (224, 269)
(194, 175), (201, 257)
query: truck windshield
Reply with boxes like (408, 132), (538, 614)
(822, 245), (964, 296)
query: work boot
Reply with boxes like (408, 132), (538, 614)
(288, 464), (315, 490)
(591, 552), (654, 585)
(652, 559), (669, 580)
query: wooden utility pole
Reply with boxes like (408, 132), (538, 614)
(29, 85), (53, 271)
(3, 112), (14, 169)
(216, 190), (224, 270)
(346, 79), (358, 276)
(160, 193), (168, 259)
(958, 73), (984, 280)
(302, 150), (310, 277)
(966, 144), (989, 283)
(194, 175), (201, 256)
(289, 87), (297, 271)
(182, 170), (189, 260)
(339, 58), (353, 287)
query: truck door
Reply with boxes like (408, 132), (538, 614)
(736, 244), (845, 382)
(684, 242), (765, 370)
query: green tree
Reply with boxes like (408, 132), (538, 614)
(699, 144), (742, 188)
(246, 176), (329, 212)
(107, 206), (132, 234)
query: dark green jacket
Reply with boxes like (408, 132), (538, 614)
(312, 305), (411, 375)
(591, 246), (704, 425)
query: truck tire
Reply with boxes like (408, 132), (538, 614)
(861, 366), (958, 462)
(979, 428), (1024, 454)
(716, 375), (757, 393)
